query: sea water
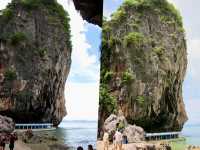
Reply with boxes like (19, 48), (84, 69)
(170, 124), (200, 150)
(182, 124), (200, 145)
(43, 120), (98, 149)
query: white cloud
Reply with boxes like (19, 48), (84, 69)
(64, 82), (99, 120)
(58, 0), (100, 83)
(0, 0), (11, 10)
(186, 39), (200, 81)
(57, 0), (100, 120)
(184, 99), (200, 125)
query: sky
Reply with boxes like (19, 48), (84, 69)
(56, 0), (101, 121)
(104, 0), (200, 125)
(0, 0), (101, 121)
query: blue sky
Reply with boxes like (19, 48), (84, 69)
(104, 0), (200, 125)
(57, 0), (101, 121)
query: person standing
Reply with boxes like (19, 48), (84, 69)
(114, 130), (123, 150)
(0, 137), (3, 150)
(9, 134), (16, 150)
(103, 130), (109, 150)
(122, 135), (128, 144)
(1, 138), (6, 150)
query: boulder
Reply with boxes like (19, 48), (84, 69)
(103, 114), (128, 134)
(0, 115), (15, 133)
(123, 125), (145, 143)
(103, 114), (145, 143)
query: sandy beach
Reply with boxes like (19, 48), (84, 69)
(5, 140), (32, 150)
(97, 140), (200, 150)
(96, 141), (163, 150)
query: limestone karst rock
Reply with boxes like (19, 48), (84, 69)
(0, 0), (72, 126)
(73, 0), (103, 26)
(99, 0), (187, 134)
(0, 115), (15, 133)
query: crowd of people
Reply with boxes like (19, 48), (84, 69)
(0, 133), (18, 150)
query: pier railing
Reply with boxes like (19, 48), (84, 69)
(15, 123), (54, 130)
(145, 132), (180, 141)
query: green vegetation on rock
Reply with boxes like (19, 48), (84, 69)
(1, 8), (13, 21)
(136, 95), (145, 105)
(18, 0), (71, 48)
(111, 8), (126, 24)
(103, 71), (114, 83)
(111, 0), (183, 27)
(122, 71), (135, 84)
(4, 68), (17, 81)
(153, 46), (165, 57)
(117, 121), (125, 131)
(20, 0), (56, 9)
(123, 32), (145, 48)
(109, 37), (121, 48)
(10, 32), (27, 45)
(99, 85), (117, 114)
(36, 48), (48, 58)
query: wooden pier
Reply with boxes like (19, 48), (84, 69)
(145, 132), (180, 141)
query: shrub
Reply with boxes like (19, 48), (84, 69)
(136, 95), (145, 105)
(2, 8), (13, 21)
(131, 22), (139, 30)
(20, 0), (41, 9)
(103, 71), (114, 83)
(10, 32), (27, 45)
(108, 37), (121, 48)
(117, 121), (125, 131)
(102, 24), (112, 34)
(113, 0), (183, 27)
(35, 48), (48, 57)
(4, 68), (17, 81)
(123, 32), (145, 47)
(111, 8), (126, 24)
(153, 46), (164, 57)
(122, 71), (135, 84)
(99, 85), (117, 114)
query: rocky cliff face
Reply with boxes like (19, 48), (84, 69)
(73, 0), (103, 26)
(0, 0), (72, 126)
(99, 0), (187, 134)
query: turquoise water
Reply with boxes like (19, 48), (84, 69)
(182, 124), (200, 145)
(170, 125), (200, 150)
(44, 120), (98, 149)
